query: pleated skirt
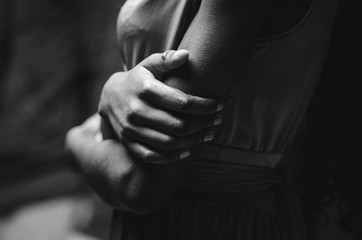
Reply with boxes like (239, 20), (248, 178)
(110, 160), (307, 240)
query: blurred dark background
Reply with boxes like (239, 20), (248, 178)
(301, 0), (362, 238)
(0, 0), (125, 239)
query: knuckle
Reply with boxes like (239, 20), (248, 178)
(150, 53), (162, 64)
(139, 80), (153, 98)
(159, 135), (175, 149)
(172, 120), (187, 135)
(140, 150), (156, 162)
(121, 122), (133, 136)
(127, 103), (142, 122)
(175, 95), (188, 110)
(143, 54), (160, 74)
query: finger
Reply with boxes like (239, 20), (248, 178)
(121, 139), (192, 164)
(140, 113), (222, 137)
(139, 50), (189, 79)
(126, 102), (223, 136)
(139, 79), (222, 115)
(100, 99), (216, 142)
(121, 122), (215, 151)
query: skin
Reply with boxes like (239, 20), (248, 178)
(66, 0), (280, 215)
(99, 50), (223, 164)
(67, 51), (219, 214)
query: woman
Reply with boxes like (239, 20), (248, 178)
(66, 0), (339, 239)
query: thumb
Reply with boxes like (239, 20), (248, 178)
(139, 49), (189, 80)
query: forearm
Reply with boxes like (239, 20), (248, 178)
(66, 118), (188, 214)
(66, 125), (135, 211)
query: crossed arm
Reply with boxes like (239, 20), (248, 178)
(66, 0), (278, 214)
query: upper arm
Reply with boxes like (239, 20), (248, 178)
(165, 0), (278, 98)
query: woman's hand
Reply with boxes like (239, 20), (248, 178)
(98, 50), (223, 164)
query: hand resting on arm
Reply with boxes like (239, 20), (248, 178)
(66, 51), (220, 214)
(99, 50), (223, 164)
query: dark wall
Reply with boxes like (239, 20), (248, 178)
(0, 0), (124, 209)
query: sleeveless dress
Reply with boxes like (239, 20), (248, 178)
(112, 0), (339, 239)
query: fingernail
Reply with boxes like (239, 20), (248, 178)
(179, 151), (191, 159)
(216, 104), (224, 112)
(162, 50), (172, 60)
(204, 131), (214, 142)
(213, 115), (223, 126)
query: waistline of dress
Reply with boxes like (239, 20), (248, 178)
(177, 143), (283, 210)
(197, 143), (282, 168)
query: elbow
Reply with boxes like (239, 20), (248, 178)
(111, 166), (171, 215)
